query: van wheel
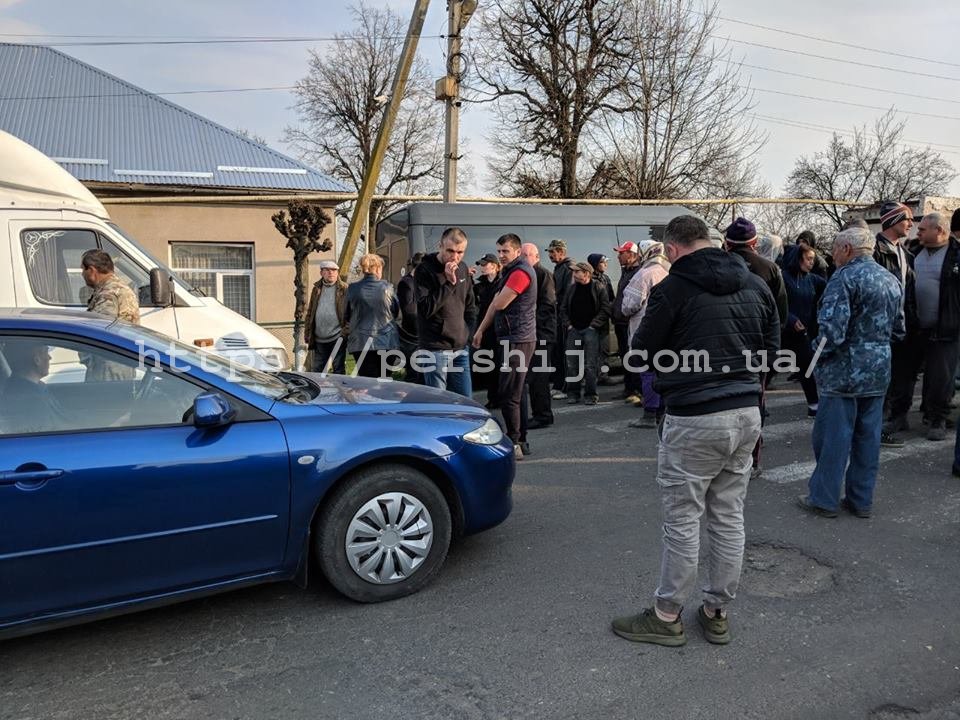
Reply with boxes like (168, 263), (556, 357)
(316, 464), (451, 602)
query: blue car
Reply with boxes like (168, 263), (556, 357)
(0, 309), (514, 638)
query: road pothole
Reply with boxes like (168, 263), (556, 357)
(741, 542), (835, 597)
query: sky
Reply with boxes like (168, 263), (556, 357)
(2, 0), (959, 197)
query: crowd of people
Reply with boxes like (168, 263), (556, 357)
(302, 205), (960, 648)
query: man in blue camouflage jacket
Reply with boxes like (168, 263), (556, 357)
(798, 227), (904, 519)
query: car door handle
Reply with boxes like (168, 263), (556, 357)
(0, 469), (64, 486)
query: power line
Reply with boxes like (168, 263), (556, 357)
(9, 35), (443, 47)
(714, 15), (960, 69)
(750, 113), (960, 155)
(0, 86), (297, 100)
(748, 86), (960, 122)
(723, 38), (960, 83)
(740, 63), (960, 106)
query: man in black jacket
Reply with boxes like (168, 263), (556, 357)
(396, 253), (424, 383)
(521, 242), (557, 431)
(473, 253), (501, 408)
(724, 217), (788, 476)
(563, 262), (611, 405)
(612, 215), (779, 648)
(886, 212), (960, 441)
(414, 227), (477, 397)
(875, 201), (919, 445)
(548, 239), (576, 397)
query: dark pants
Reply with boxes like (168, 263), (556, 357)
(474, 341), (502, 407)
(752, 373), (768, 469)
(887, 333), (960, 425)
(615, 322), (641, 395)
(498, 340), (535, 444)
(552, 324), (568, 391)
(525, 340), (554, 425)
(566, 327), (599, 399)
(352, 350), (392, 379)
(399, 337), (422, 384)
(782, 330), (819, 406)
(311, 338), (346, 374)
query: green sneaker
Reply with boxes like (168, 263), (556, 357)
(697, 605), (731, 645)
(611, 608), (686, 646)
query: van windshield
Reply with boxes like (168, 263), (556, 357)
(107, 222), (203, 297)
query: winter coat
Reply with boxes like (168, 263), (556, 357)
(343, 275), (400, 353)
(813, 255), (904, 397)
(622, 255), (670, 343)
(632, 248), (780, 416)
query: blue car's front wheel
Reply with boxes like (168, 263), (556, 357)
(316, 464), (452, 602)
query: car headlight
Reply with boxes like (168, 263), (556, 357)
(462, 418), (504, 445)
(257, 347), (289, 370)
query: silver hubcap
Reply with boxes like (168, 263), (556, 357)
(345, 492), (434, 584)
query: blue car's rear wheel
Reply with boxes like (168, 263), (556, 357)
(316, 464), (452, 602)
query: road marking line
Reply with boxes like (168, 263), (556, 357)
(760, 439), (946, 484)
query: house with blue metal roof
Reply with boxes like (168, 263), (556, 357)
(0, 42), (350, 339)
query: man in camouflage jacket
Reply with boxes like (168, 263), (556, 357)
(798, 227), (903, 519)
(82, 248), (140, 380)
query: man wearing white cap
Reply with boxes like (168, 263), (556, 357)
(305, 259), (348, 373)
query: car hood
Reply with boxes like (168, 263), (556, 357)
(294, 373), (489, 418)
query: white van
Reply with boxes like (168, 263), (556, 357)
(0, 130), (288, 370)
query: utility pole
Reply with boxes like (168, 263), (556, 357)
(437, 1), (477, 203)
(338, 0), (431, 279)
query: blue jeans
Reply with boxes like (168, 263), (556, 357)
(420, 348), (473, 397)
(807, 394), (884, 511)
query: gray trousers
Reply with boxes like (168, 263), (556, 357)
(654, 406), (762, 615)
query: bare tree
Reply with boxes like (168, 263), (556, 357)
(786, 109), (956, 229)
(588, 1), (765, 205)
(283, 2), (442, 226)
(272, 201), (332, 370)
(471, 0), (640, 198)
(235, 127), (269, 146)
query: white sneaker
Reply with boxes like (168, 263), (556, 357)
(513, 443), (524, 460)
(550, 390), (567, 400)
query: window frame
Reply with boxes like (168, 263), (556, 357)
(168, 242), (256, 321)
(0, 330), (269, 438)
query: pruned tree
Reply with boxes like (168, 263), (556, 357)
(471, 0), (641, 198)
(786, 109), (957, 229)
(272, 201), (332, 370)
(587, 1), (765, 204)
(283, 1), (442, 227)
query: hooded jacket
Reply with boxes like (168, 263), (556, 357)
(726, 244), (788, 328)
(632, 248), (780, 416)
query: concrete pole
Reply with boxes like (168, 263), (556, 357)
(442, 1), (463, 203)
(338, 0), (431, 280)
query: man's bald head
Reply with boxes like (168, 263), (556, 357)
(521, 243), (540, 266)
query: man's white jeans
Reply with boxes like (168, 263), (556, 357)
(653, 406), (762, 615)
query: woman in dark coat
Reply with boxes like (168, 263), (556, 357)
(344, 254), (400, 378)
(782, 243), (827, 415)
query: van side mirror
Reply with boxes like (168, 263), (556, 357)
(150, 268), (173, 307)
(192, 392), (236, 428)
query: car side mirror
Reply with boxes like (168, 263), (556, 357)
(150, 268), (174, 307)
(192, 392), (236, 428)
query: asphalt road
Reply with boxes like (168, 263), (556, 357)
(2, 382), (960, 720)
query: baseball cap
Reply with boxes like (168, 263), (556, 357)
(319, 260), (339, 270)
(547, 239), (567, 251)
(475, 253), (500, 266)
(614, 241), (640, 254)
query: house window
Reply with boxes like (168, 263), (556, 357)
(170, 243), (255, 320)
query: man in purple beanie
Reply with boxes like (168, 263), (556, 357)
(724, 217), (788, 478)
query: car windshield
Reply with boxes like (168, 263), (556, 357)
(110, 323), (295, 399)
(106, 222), (203, 297)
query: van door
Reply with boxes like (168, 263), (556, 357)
(10, 220), (177, 337)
